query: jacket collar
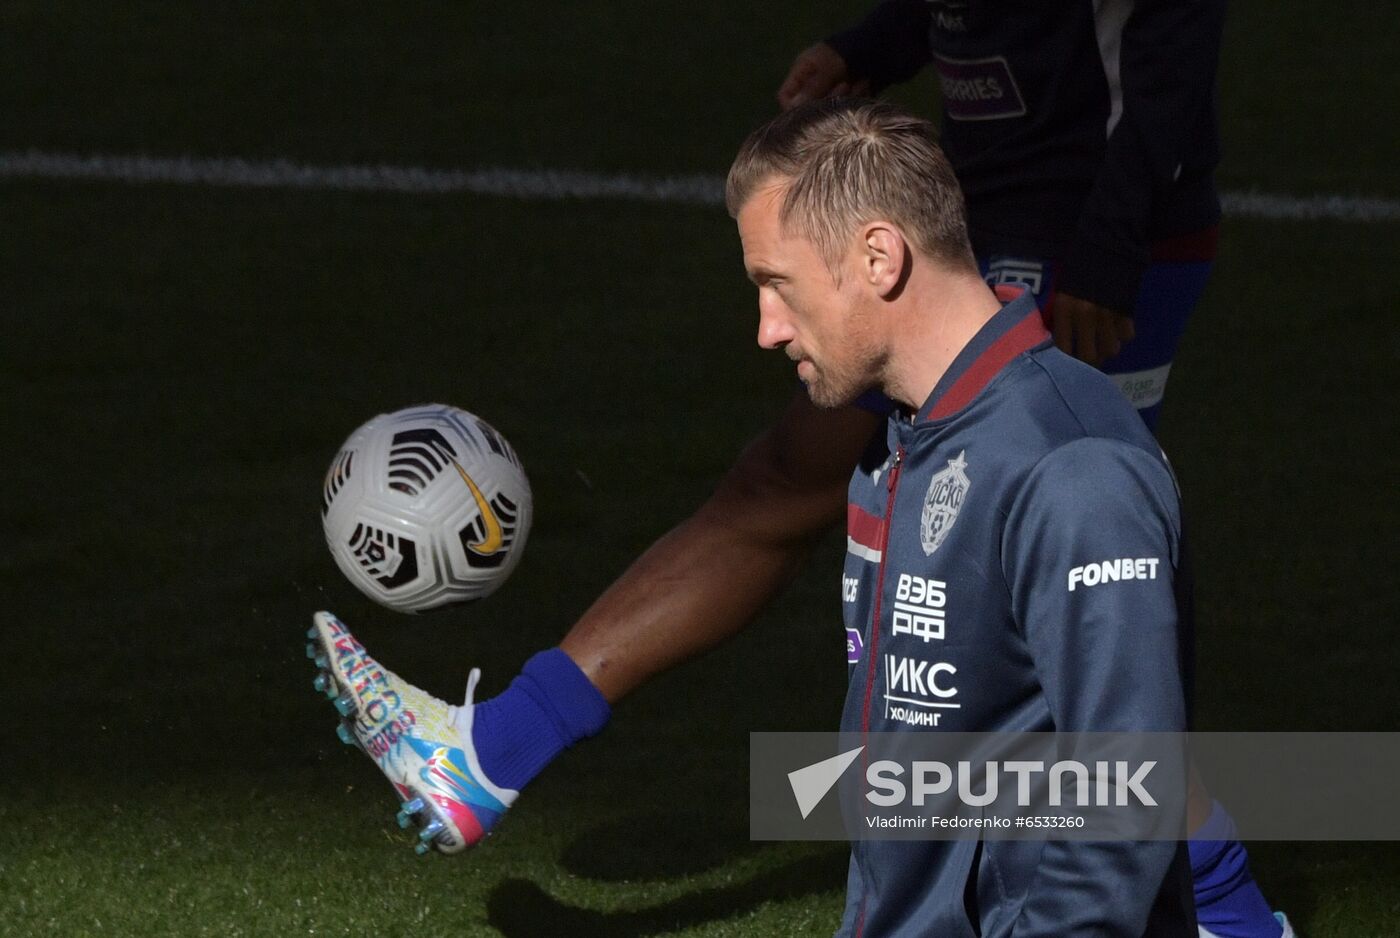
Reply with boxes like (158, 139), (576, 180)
(914, 285), (1049, 424)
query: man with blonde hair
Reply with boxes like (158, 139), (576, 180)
(728, 98), (1193, 936)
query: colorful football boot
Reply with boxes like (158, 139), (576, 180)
(306, 610), (517, 855)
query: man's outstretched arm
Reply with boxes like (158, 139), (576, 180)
(562, 390), (881, 702)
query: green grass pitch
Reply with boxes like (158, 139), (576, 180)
(1, 2), (1397, 935)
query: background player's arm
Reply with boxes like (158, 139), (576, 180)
(777, 0), (932, 109)
(560, 391), (881, 702)
(1002, 438), (1189, 935)
(1056, 0), (1226, 321)
(776, 43), (870, 109)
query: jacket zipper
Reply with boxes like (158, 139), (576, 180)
(855, 444), (903, 938)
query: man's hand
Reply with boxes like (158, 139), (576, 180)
(1049, 292), (1135, 367)
(777, 43), (872, 109)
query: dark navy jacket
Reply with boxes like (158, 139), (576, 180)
(828, 0), (1225, 315)
(837, 290), (1194, 936)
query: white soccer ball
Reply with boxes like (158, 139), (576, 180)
(321, 404), (532, 613)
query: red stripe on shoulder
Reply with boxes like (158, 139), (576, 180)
(924, 309), (1049, 421)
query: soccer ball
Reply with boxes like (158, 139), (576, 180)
(321, 404), (532, 613)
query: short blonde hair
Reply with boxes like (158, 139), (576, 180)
(726, 99), (975, 272)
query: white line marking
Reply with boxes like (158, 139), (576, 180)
(0, 150), (724, 205)
(1219, 190), (1400, 223)
(2, 150), (1397, 222)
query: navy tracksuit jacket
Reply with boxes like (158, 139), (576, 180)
(837, 289), (1195, 936)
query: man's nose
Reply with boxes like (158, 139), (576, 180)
(757, 293), (794, 350)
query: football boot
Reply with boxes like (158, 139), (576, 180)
(306, 610), (516, 854)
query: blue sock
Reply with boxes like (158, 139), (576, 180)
(1189, 801), (1282, 937)
(462, 648), (611, 792)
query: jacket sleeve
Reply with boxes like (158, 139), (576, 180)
(825, 0), (933, 92)
(1000, 437), (1189, 936)
(1056, 0), (1226, 315)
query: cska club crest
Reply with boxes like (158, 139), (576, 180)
(920, 451), (970, 556)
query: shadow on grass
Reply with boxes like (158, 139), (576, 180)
(557, 809), (758, 882)
(487, 846), (848, 937)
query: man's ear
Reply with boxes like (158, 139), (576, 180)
(860, 222), (908, 298)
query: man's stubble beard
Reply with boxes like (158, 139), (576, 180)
(805, 334), (889, 410)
